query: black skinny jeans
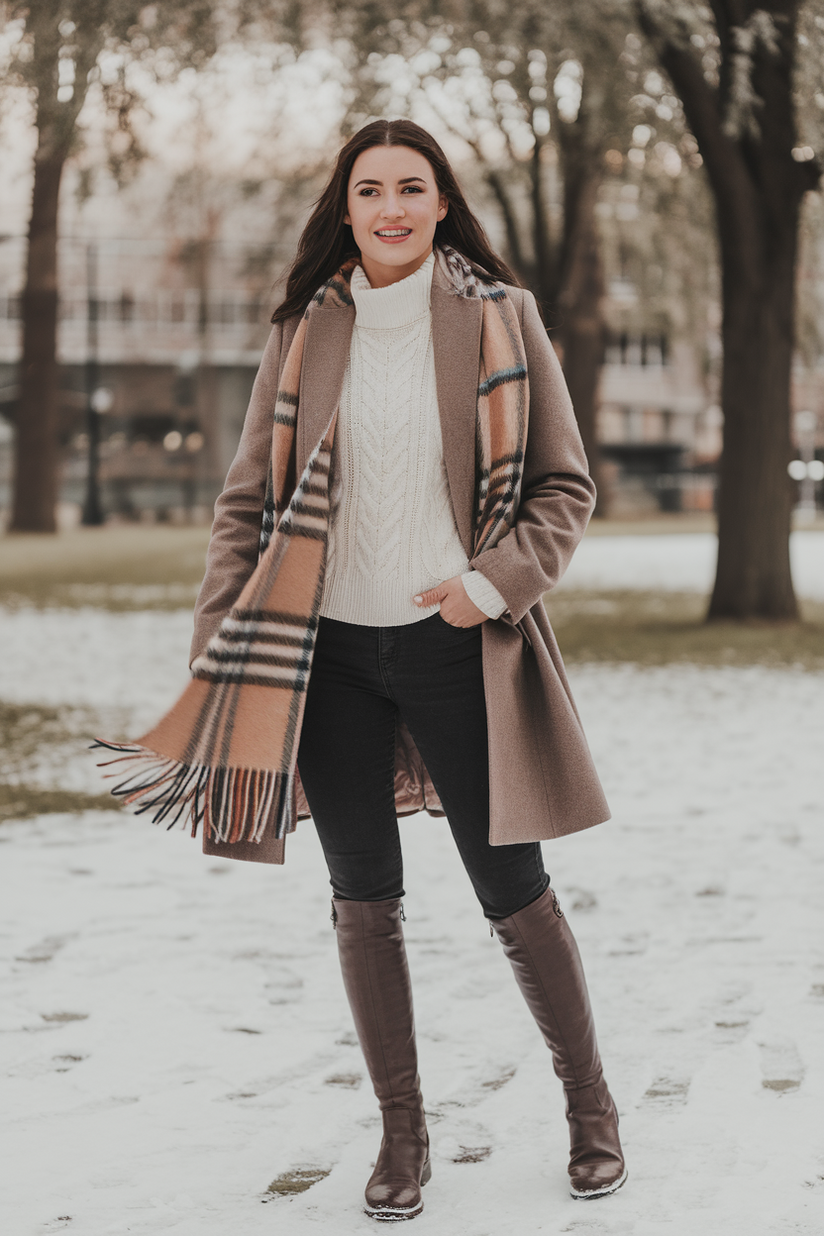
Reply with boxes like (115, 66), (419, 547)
(297, 612), (549, 919)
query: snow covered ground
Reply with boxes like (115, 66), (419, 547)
(559, 529), (824, 598)
(2, 535), (824, 1235)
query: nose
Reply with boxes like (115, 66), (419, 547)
(380, 194), (405, 219)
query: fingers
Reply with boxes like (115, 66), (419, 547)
(413, 584), (447, 607)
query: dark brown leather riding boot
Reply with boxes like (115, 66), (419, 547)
(490, 886), (627, 1200)
(332, 897), (431, 1221)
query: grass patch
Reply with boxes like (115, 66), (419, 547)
(1, 701), (117, 771)
(547, 590), (824, 669)
(0, 525), (209, 610)
(0, 701), (123, 822)
(584, 514), (717, 537)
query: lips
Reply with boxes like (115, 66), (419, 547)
(375, 228), (412, 239)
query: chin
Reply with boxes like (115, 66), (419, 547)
(367, 246), (429, 266)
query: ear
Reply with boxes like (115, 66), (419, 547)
(437, 197), (448, 222)
(344, 213), (351, 226)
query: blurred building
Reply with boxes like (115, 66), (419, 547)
(0, 234), (274, 524)
(598, 326), (721, 516)
(0, 238), (721, 524)
(10, 231), (820, 524)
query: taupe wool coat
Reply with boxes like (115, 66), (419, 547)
(191, 258), (610, 860)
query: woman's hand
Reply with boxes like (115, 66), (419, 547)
(413, 577), (488, 627)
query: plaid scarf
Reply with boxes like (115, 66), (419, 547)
(95, 246), (528, 850)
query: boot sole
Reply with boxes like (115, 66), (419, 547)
(364, 1158), (431, 1221)
(364, 1201), (424, 1221)
(570, 1167), (628, 1200)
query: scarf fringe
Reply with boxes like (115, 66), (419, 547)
(91, 740), (290, 844)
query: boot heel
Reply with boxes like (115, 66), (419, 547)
(420, 1156), (432, 1187)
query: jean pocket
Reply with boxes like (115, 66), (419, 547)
(435, 613), (482, 638)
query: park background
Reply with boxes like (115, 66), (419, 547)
(1, 3), (823, 1234)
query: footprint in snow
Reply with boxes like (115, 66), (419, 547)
(263, 1167), (331, 1200)
(325, 1073), (362, 1088)
(759, 1038), (804, 1093)
(426, 1065), (517, 1115)
(714, 1019), (750, 1044)
(567, 888), (598, 912)
(643, 1077), (691, 1105)
(435, 1134), (493, 1164)
(451, 1145), (492, 1163)
(53, 1054), (87, 1072)
(15, 935), (71, 964)
(481, 1066), (517, 1092)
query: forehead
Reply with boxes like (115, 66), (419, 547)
(348, 145), (436, 185)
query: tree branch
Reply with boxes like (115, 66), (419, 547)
(635, 1), (761, 271)
(487, 166), (527, 276)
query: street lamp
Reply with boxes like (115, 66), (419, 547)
(81, 383), (114, 526)
(788, 410), (822, 523)
(81, 242), (112, 527)
(92, 386), (114, 415)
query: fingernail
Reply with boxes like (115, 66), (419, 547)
(413, 595), (423, 604)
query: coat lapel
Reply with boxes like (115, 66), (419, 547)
(297, 298), (355, 475)
(431, 273), (483, 556)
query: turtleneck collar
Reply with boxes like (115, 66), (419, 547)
(350, 251), (434, 330)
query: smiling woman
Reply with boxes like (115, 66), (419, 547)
(270, 119), (518, 326)
(101, 118), (626, 1222)
(344, 147), (448, 286)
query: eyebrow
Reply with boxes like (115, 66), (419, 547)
(353, 176), (427, 188)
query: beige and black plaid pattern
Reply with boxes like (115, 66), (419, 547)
(95, 248), (528, 849)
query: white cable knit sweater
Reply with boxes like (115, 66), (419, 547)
(320, 252), (507, 626)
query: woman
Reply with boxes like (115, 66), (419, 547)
(104, 119), (625, 1221)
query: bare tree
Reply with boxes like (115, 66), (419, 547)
(636, 1), (823, 620)
(332, 0), (723, 516)
(1, 1), (219, 533)
(331, 1), (650, 509)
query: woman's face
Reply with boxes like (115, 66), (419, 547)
(345, 145), (448, 288)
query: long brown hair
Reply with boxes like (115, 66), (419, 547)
(272, 119), (521, 324)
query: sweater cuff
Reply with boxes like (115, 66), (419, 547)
(460, 570), (508, 620)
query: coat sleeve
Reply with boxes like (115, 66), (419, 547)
(470, 288), (596, 624)
(189, 322), (285, 664)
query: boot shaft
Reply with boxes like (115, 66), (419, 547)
(490, 888), (602, 1091)
(332, 897), (421, 1111)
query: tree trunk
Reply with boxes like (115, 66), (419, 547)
(10, 139), (67, 533)
(10, 1), (99, 534)
(637, 0), (818, 620)
(708, 195), (799, 620)
(559, 242), (607, 515)
(486, 168), (529, 282)
(529, 134), (554, 299)
(556, 144), (607, 512)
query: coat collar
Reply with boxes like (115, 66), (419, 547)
(296, 251), (483, 556)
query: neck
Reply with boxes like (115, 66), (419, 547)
(357, 247), (434, 289)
